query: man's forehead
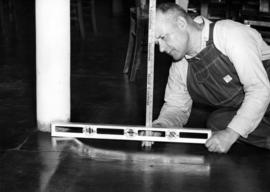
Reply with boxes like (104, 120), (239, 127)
(155, 12), (172, 36)
(156, 11), (168, 23)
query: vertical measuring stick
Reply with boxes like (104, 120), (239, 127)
(145, 0), (156, 127)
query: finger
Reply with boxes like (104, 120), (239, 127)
(141, 141), (145, 147)
(205, 140), (211, 148)
(139, 130), (146, 136)
(207, 144), (216, 152)
(141, 141), (154, 148)
(212, 145), (219, 152)
(206, 140), (218, 152)
(143, 142), (152, 149)
(141, 141), (149, 147)
(208, 145), (218, 152)
(205, 137), (214, 148)
(211, 138), (227, 153)
(216, 145), (228, 154)
(145, 141), (153, 147)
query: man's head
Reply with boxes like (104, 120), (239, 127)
(155, 3), (191, 61)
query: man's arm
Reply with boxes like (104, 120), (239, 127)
(141, 59), (192, 148)
(153, 59), (192, 128)
(217, 21), (270, 137)
(206, 21), (270, 153)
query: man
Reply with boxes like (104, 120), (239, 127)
(146, 3), (270, 153)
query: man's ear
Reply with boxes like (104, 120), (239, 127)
(176, 16), (187, 30)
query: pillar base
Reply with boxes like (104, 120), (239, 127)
(37, 119), (70, 132)
(37, 122), (51, 132)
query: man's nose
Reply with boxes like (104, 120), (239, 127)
(158, 41), (166, 53)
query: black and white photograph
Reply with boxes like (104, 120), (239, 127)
(0, 0), (270, 191)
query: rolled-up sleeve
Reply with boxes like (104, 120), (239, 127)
(153, 59), (193, 128)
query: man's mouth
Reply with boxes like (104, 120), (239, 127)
(167, 50), (173, 55)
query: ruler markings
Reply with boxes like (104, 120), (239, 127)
(146, 0), (156, 127)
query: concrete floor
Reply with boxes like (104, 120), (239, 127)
(1, 132), (270, 192)
(0, 1), (270, 192)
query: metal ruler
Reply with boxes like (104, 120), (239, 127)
(145, 0), (156, 127)
(51, 122), (212, 144)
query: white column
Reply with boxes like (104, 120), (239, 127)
(36, 0), (70, 132)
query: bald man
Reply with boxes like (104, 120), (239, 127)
(147, 3), (270, 153)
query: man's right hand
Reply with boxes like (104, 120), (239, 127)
(140, 123), (163, 148)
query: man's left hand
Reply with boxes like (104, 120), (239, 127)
(205, 128), (240, 153)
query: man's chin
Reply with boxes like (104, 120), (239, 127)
(172, 55), (184, 62)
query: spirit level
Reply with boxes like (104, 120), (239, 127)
(51, 122), (212, 144)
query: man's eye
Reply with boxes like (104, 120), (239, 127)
(161, 35), (168, 40)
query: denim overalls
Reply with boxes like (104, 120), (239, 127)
(186, 22), (270, 149)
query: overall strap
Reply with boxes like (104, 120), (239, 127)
(206, 22), (216, 46)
